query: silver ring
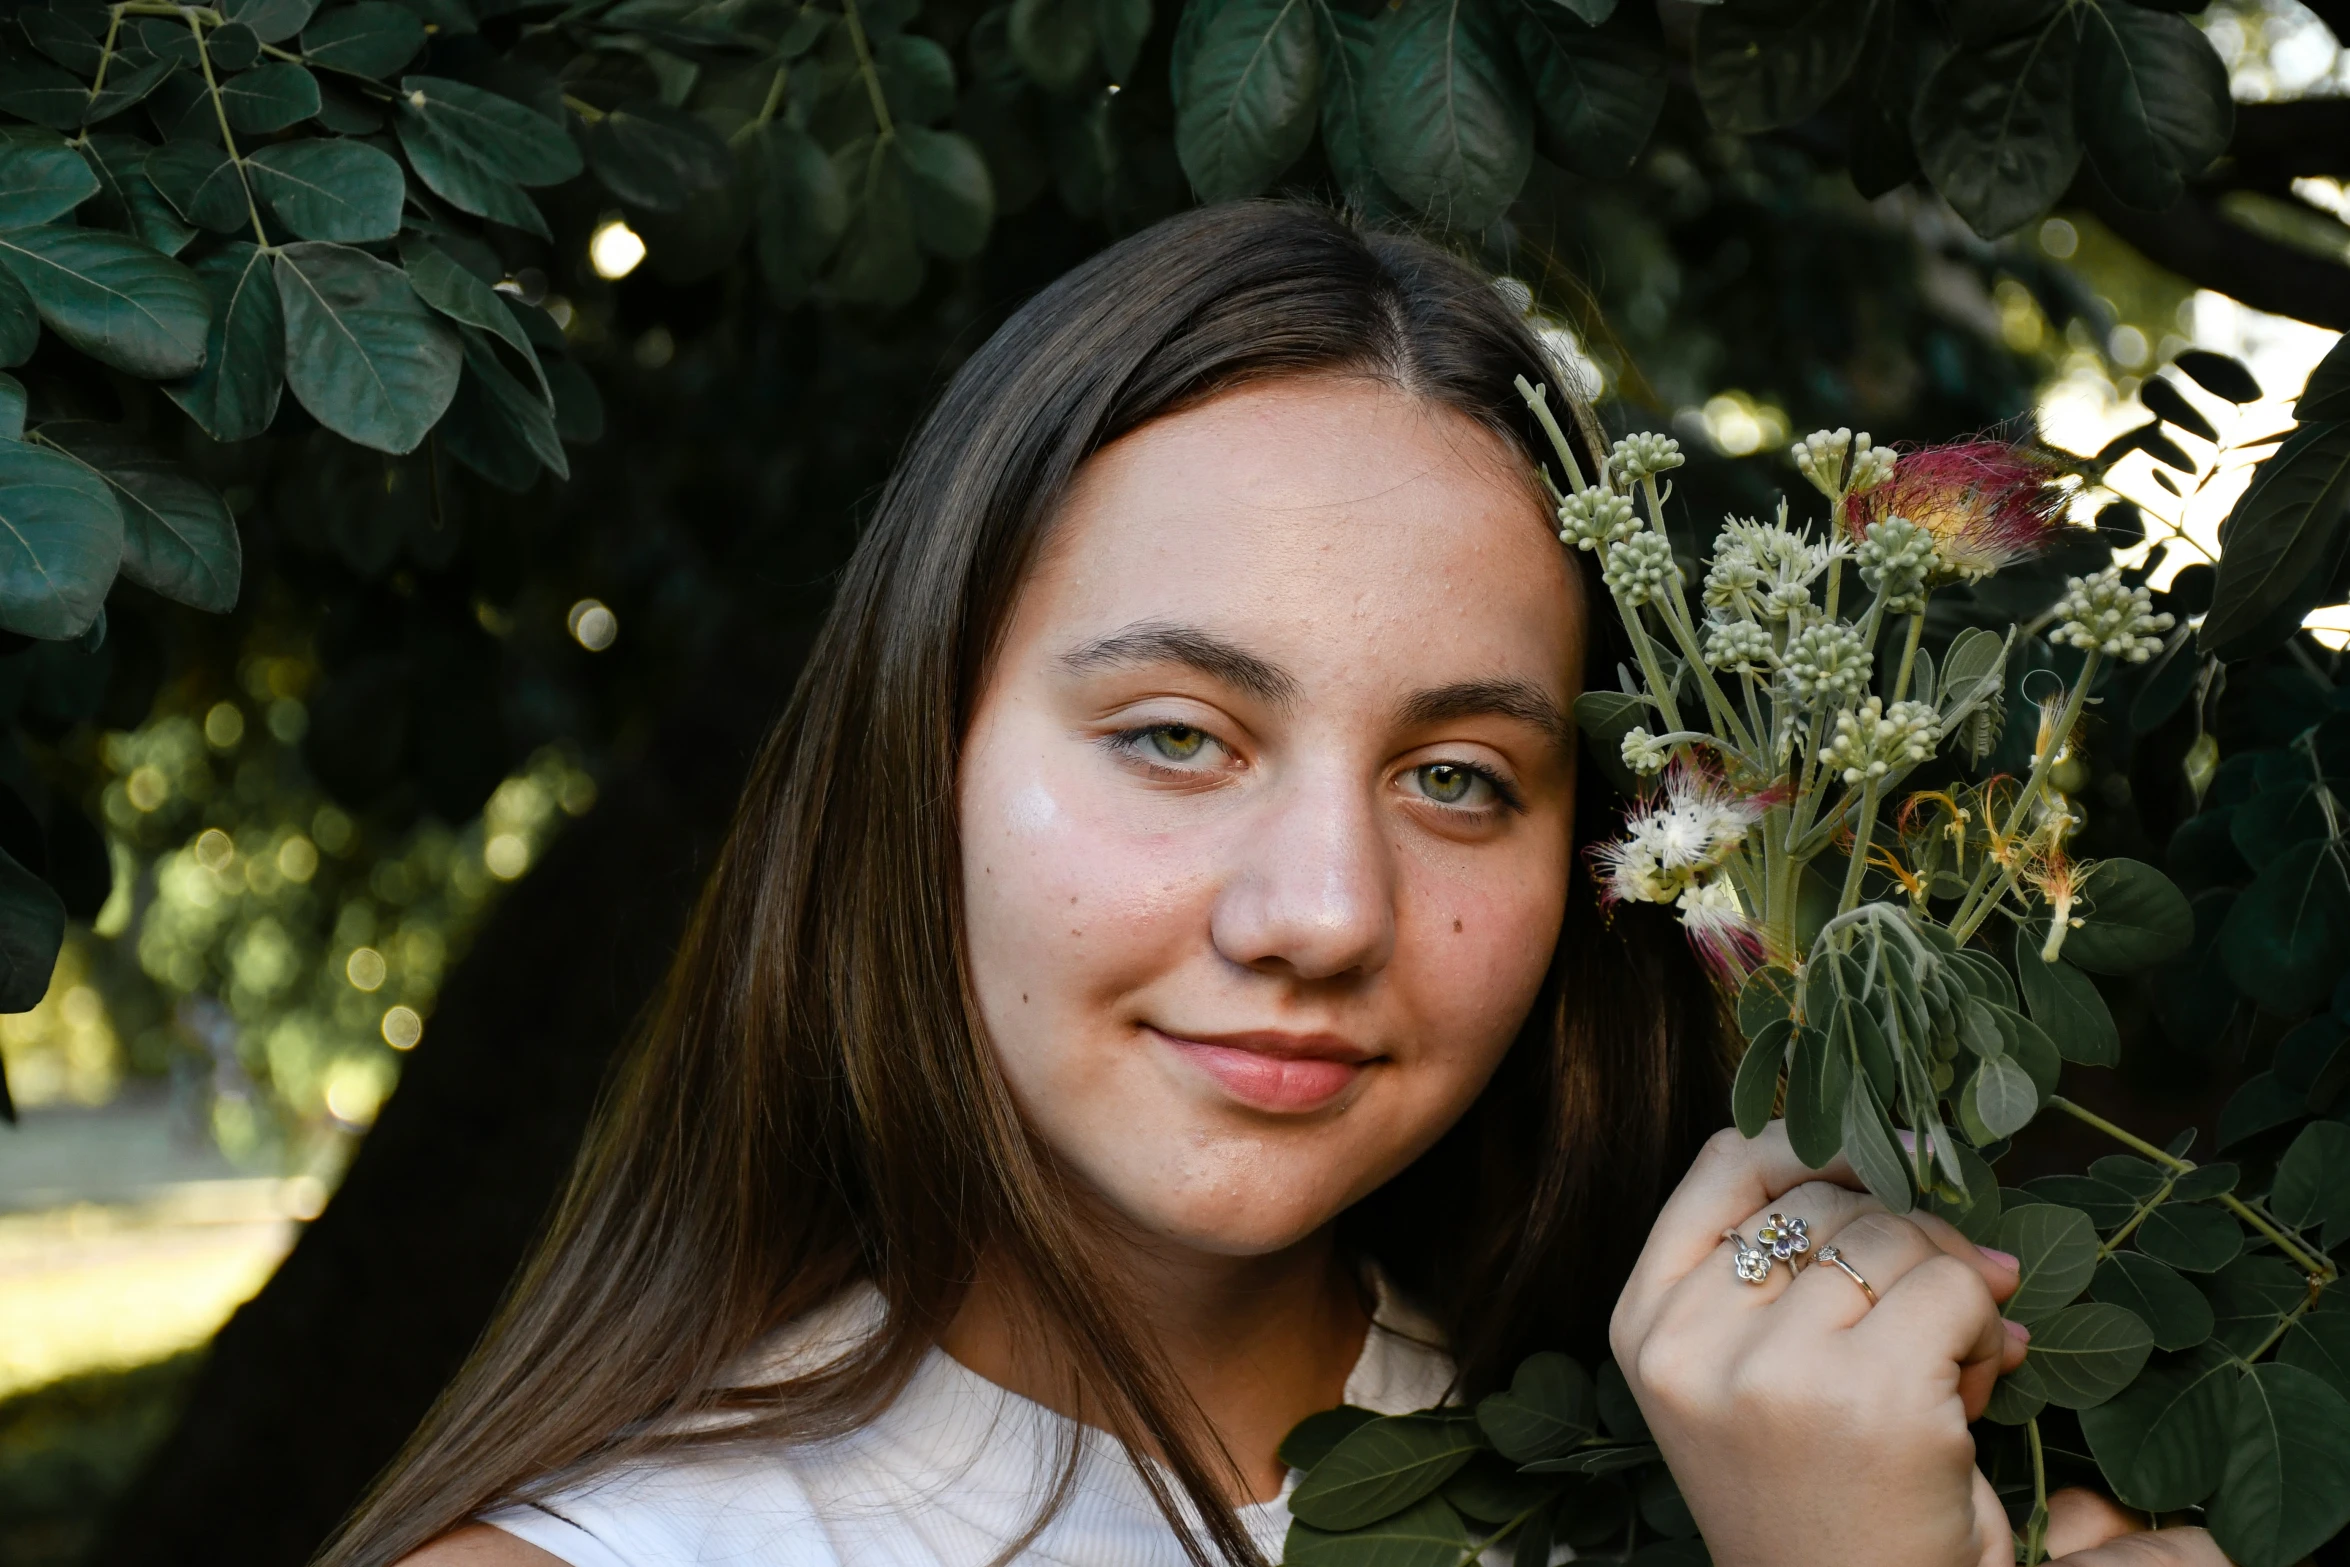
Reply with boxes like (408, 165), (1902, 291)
(1723, 1229), (1773, 1286)
(1816, 1245), (1877, 1306)
(1757, 1212), (1811, 1270)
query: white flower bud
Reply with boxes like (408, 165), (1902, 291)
(2050, 567), (2175, 663)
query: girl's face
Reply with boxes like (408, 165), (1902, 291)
(960, 376), (1582, 1258)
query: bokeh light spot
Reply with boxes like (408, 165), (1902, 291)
(193, 828), (234, 872)
(126, 766), (167, 812)
(277, 835), (318, 883)
(484, 833), (529, 880)
(589, 218), (646, 280)
(345, 946), (387, 992)
(203, 702), (245, 749)
(381, 1004), (423, 1051)
(568, 599), (617, 651)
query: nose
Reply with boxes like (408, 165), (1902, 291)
(1209, 770), (1396, 981)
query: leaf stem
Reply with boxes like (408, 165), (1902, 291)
(2022, 1418), (2050, 1566)
(89, 6), (124, 101)
(2047, 1096), (2338, 1281)
(841, 0), (894, 139)
(755, 59), (789, 126)
(187, 10), (270, 249)
(1948, 652), (2102, 944)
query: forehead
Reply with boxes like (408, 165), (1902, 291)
(1016, 377), (1581, 687)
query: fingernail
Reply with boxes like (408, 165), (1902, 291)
(1977, 1245), (2020, 1270)
(2004, 1318), (2031, 1344)
(1894, 1129), (1917, 1152)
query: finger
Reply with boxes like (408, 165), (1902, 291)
(2046, 1488), (2148, 1555)
(1906, 1206), (2025, 1307)
(1706, 1180), (1885, 1304)
(1850, 1251), (2009, 1392)
(1618, 1123), (1861, 1325)
(2053, 1529), (2228, 1566)
(1972, 1470), (2015, 1567)
(1778, 1209), (1943, 1330)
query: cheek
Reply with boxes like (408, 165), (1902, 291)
(959, 742), (1212, 1081)
(1391, 836), (1571, 1085)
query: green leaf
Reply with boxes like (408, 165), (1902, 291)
(2080, 1356), (2235, 1510)
(1950, 949), (2018, 1012)
(1010, 0), (1097, 90)
(2231, 781), (2335, 870)
(1280, 1405), (1380, 1471)
(2280, 1297), (2350, 1403)
(22, 10), (107, 76)
(1476, 1351), (1595, 1464)
(82, 54), (176, 125)
(273, 240), (460, 454)
(1443, 1450), (1558, 1525)
(585, 102), (732, 213)
(221, 61), (322, 134)
(745, 121), (845, 309)
(2024, 1174), (2138, 1231)
(1691, 0), (1871, 134)
(0, 264), (33, 372)
(246, 139), (404, 242)
(0, 141), (97, 228)
(1595, 1358), (1646, 1440)
(2065, 858), (2192, 973)
(143, 141), (251, 235)
(2221, 840), (2350, 1016)
(1367, 0), (1533, 233)
(161, 241), (282, 444)
(1967, 1053), (2039, 1139)
(2208, 1363), (2350, 1567)
(1843, 1069), (1912, 1214)
(1289, 1413), (1484, 1530)
(1912, 22), (2081, 240)
(2013, 940), (2118, 1065)
(2076, 3), (2231, 211)
(1097, 0), (1151, 80)
(1508, 7), (1665, 178)
(37, 422), (239, 613)
(0, 225), (208, 378)
(2203, 421), (2350, 659)
(1926, 1138), (2003, 1245)
(394, 117), (549, 239)
(1983, 1355), (2046, 1425)
(897, 125), (992, 260)
(829, 134), (921, 307)
(1314, 4), (1395, 214)
(210, 20), (262, 71)
(1172, 0), (1321, 201)
(450, 322), (564, 484)
(1286, 1492), (1476, 1567)
(2027, 1301), (2154, 1409)
(2134, 1202), (2242, 1274)
(1732, 1016), (1789, 1138)
(0, 440), (124, 639)
(0, 54), (91, 134)
(0, 375), (24, 441)
(2090, 1252), (2213, 1350)
(2205, 1255), (2308, 1357)
(226, 0), (321, 45)
(1989, 1003), (2060, 1100)
(1997, 1202), (2098, 1324)
(0, 844), (65, 1012)
(300, 1), (427, 78)
(1784, 1023), (1848, 1168)
(399, 76), (581, 186)
(78, 135), (195, 257)
(2270, 1119), (2350, 1237)
(1737, 963), (1795, 1040)
(396, 234), (539, 392)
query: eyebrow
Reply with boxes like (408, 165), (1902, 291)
(1398, 679), (1574, 747)
(1058, 621), (1300, 704)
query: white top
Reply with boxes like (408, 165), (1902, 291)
(483, 1281), (1458, 1567)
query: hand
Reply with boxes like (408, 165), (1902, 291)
(1609, 1122), (2029, 1567)
(2047, 1488), (2231, 1565)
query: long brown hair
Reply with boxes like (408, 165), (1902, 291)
(322, 200), (1730, 1567)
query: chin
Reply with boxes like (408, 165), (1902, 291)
(1121, 1187), (1352, 1258)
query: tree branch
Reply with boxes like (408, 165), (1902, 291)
(2074, 178), (2350, 332)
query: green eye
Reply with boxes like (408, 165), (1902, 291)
(1416, 763), (1479, 804)
(1145, 725), (1207, 762)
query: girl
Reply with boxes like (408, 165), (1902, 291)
(334, 202), (2218, 1567)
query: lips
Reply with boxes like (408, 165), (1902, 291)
(1149, 1026), (1378, 1112)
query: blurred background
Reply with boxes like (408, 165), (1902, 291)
(2, 0), (2348, 1561)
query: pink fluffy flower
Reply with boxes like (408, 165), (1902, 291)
(1841, 442), (2070, 581)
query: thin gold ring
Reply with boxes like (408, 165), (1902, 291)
(1815, 1245), (1877, 1306)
